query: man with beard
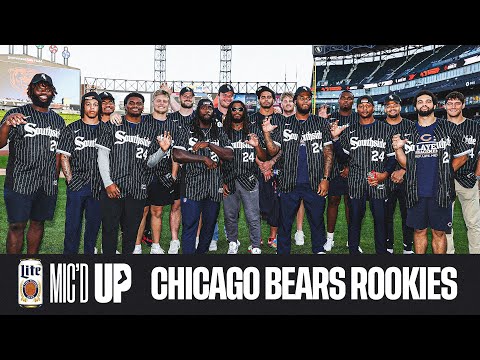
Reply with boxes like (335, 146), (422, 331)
(323, 90), (360, 252)
(99, 91), (116, 123)
(169, 86), (195, 127)
(443, 91), (480, 254)
(172, 98), (234, 254)
(250, 86), (284, 249)
(392, 90), (469, 254)
(330, 95), (397, 254)
(262, 86), (333, 254)
(382, 94), (414, 254)
(221, 100), (267, 254)
(0, 73), (65, 254)
(57, 92), (103, 254)
(96, 92), (171, 254)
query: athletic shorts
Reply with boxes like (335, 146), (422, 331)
(146, 178), (175, 207)
(328, 175), (348, 197)
(406, 197), (452, 232)
(4, 187), (57, 223)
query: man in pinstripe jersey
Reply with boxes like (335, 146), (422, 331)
(444, 91), (480, 254)
(0, 73), (65, 254)
(57, 92), (103, 254)
(393, 90), (470, 254)
(172, 98), (234, 254)
(262, 86), (333, 254)
(330, 95), (397, 254)
(382, 94), (414, 254)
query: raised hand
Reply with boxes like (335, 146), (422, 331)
(330, 120), (346, 138)
(392, 134), (408, 150)
(157, 131), (172, 152)
(318, 104), (331, 119)
(245, 133), (259, 147)
(4, 113), (29, 127)
(262, 116), (277, 133)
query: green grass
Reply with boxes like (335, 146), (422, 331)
(0, 175), (470, 254)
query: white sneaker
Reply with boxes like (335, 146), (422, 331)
(209, 240), (218, 251)
(251, 247), (261, 254)
(403, 250), (414, 254)
(324, 238), (334, 251)
(387, 248), (394, 254)
(168, 240), (181, 254)
(94, 247), (99, 254)
(116, 250), (120, 254)
(317, 251), (326, 254)
(133, 244), (142, 254)
(294, 230), (305, 246)
(150, 244), (165, 254)
(227, 241), (238, 254)
(195, 237), (199, 249)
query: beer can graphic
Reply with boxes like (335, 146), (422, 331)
(18, 258), (43, 308)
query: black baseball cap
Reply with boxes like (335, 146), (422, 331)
(124, 92), (145, 105)
(294, 86), (313, 101)
(357, 95), (374, 106)
(30, 73), (53, 86)
(384, 94), (401, 105)
(82, 91), (101, 103)
(218, 84), (235, 94)
(256, 86), (275, 99)
(197, 98), (214, 109)
(99, 91), (115, 102)
(180, 87), (195, 96)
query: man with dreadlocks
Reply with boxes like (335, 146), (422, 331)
(0, 73), (66, 254)
(173, 98), (234, 254)
(221, 100), (268, 254)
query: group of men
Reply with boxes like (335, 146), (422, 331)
(2, 72), (480, 255)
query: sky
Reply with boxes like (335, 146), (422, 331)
(0, 45), (314, 86)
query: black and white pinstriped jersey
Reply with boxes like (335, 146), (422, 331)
(169, 110), (194, 130)
(56, 119), (103, 199)
(329, 111), (359, 178)
(221, 124), (265, 193)
(145, 114), (184, 187)
(175, 124), (233, 202)
(270, 114), (332, 193)
(402, 118), (471, 208)
(451, 117), (480, 188)
(95, 116), (160, 200)
(336, 120), (395, 199)
(1, 104), (65, 195)
(385, 117), (415, 192)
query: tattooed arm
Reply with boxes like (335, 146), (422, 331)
(60, 154), (72, 183)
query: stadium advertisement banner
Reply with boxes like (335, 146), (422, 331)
(2, 255), (480, 315)
(0, 54), (81, 106)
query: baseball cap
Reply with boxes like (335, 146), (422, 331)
(99, 91), (115, 102)
(357, 95), (374, 106)
(180, 86), (195, 96)
(218, 84), (235, 94)
(30, 73), (53, 86)
(197, 98), (214, 109)
(294, 86), (313, 100)
(256, 86), (275, 99)
(124, 92), (145, 106)
(383, 94), (401, 105)
(82, 91), (101, 103)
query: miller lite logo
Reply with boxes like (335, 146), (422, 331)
(18, 259), (43, 308)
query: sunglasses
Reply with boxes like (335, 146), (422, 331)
(232, 107), (244, 112)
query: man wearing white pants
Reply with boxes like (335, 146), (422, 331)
(444, 91), (480, 254)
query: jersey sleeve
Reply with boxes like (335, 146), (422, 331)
(56, 126), (74, 156)
(95, 122), (114, 151)
(451, 124), (471, 158)
(173, 126), (188, 151)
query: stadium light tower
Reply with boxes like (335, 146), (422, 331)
(220, 45), (232, 83)
(154, 45), (167, 89)
(8, 45), (14, 54)
(23, 45), (28, 55)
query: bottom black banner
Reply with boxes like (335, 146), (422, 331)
(2, 255), (479, 315)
